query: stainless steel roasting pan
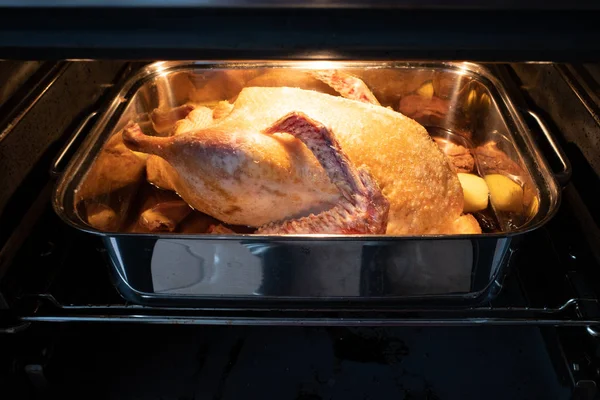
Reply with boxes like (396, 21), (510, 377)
(52, 61), (564, 307)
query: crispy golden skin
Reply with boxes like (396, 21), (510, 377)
(126, 87), (467, 235)
(146, 106), (215, 191)
(245, 70), (338, 95)
(448, 214), (482, 234)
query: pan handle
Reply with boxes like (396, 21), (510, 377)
(527, 110), (572, 186)
(50, 111), (98, 178)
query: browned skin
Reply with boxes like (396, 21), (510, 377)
(311, 70), (381, 106)
(171, 107), (214, 136)
(433, 137), (475, 174)
(85, 202), (119, 231)
(257, 113), (389, 234)
(151, 104), (195, 135)
(475, 141), (524, 176)
(76, 131), (147, 202)
(139, 200), (193, 232)
(246, 70), (338, 95)
(450, 213), (481, 234)
(146, 156), (177, 190)
(146, 106), (216, 191)
(207, 224), (235, 234)
(212, 101), (235, 121)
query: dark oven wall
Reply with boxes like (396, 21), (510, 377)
(509, 64), (600, 268)
(1, 5), (600, 62)
(0, 61), (128, 287)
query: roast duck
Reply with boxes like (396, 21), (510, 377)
(84, 70), (484, 235)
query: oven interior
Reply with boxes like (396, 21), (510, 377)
(1, 5), (600, 397)
(0, 59), (598, 398)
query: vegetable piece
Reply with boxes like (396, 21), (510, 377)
(416, 81), (434, 100)
(526, 193), (540, 218)
(139, 200), (192, 232)
(484, 174), (524, 213)
(457, 173), (489, 213)
(86, 202), (119, 231)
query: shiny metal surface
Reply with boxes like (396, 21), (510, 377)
(104, 236), (511, 304)
(527, 110), (572, 185)
(20, 316), (600, 326)
(53, 61), (560, 305)
(17, 295), (600, 326)
(50, 111), (98, 178)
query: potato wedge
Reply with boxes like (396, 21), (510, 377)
(484, 174), (524, 213)
(457, 173), (489, 213)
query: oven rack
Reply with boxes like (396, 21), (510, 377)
(11, 293), (600, 327)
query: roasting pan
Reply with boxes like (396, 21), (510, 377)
(52, 61), (563, 307)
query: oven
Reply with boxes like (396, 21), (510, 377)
(1, 2), (600, 399)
